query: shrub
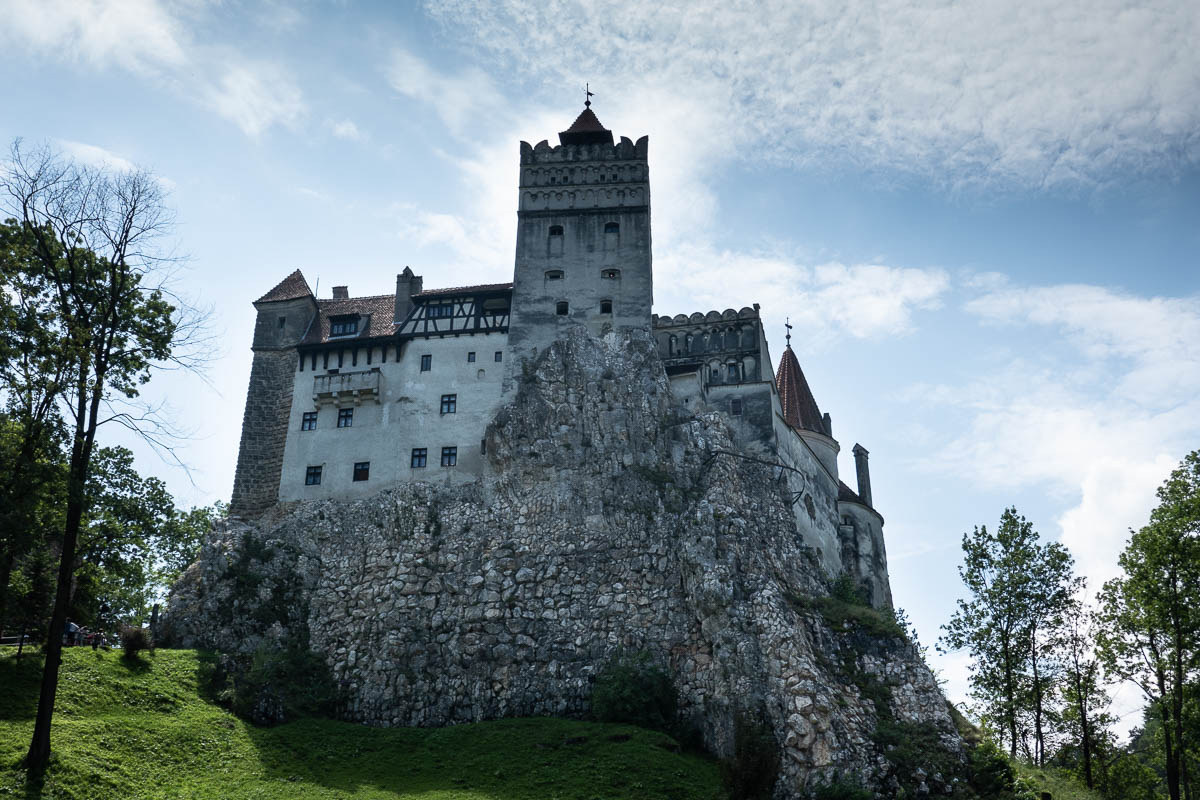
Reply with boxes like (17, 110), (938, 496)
(720, 710), (780, 800)
(591, 651), (677, 733)
(120, 625), (153, 659)
(201, 642), (338, 726)
(810, 781), (872, 800)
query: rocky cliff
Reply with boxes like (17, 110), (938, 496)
(169, 327), (959, 797)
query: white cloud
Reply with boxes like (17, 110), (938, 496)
(202, 62), (306, 137)
(330, 119), (364, 141)
(916, 283), (1200, 591)
(427, 0), (1200, 187)
(1, 0), (307, 138)
(386, 49), (505, 138)
(0, 0), (187, 74)
(57, 140), (136, 172)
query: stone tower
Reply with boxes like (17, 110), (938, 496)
(505, 103), (652, 378)
(229, 269), (317, 518)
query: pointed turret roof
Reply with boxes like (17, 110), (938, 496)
(256, 269), (313, 304)
(776, 344), (827, 435)
(559, 105), (614, 146)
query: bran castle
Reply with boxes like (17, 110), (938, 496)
(229, 103), (892, 608)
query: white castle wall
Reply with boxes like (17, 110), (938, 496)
(277, 332), (509, 503)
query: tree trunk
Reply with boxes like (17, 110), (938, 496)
(1031, 625), (1045, 766)
(24, 376), (96, 776)
(0, 554), (13, 641)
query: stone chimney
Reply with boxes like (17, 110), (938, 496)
(395, 267), (423, 322)
(332, 286), (349, 299)
(852, 444), (872, 507)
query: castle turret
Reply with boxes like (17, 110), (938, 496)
(505, 101), (652, 383)
(775, 339), (839, 477)
(230, 269), (317, 517)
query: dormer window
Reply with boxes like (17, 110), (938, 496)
(601, 269), (621, 280)
(329, 316), (358, 336)
(427, 301), (453, 318)
(545, 270), (564, 281)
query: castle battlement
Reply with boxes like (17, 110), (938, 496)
(519, 135), (649, 166)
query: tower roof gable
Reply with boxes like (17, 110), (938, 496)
(256, 269), (313, 304)
(776, 345), (826, 435)
(559, 107), (614, 146)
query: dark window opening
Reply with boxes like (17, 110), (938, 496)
(494, 351), (503, 362)
(411, 448), (427, 468)
(727, 364), (740, 382)
(710, 367), (719, 382)
(330, 317), (358, 336)
(467, 351), (476, 362)
(545, 270), (564, 280)
(337, 408), (353, 428)
(556, 301), (569, 316)
(480, 438), (487, 455)
(301, 412), (318, 431)
(441, 446), (457, 467)
(601, 268), (621, 279)
(548, 225), (564, 236)
(305, 466), (322, 485)
(353, 461), (370, 482)
(277, 316), (286, 329)
(440, 394), (457, 414)
(420, 354), (432, 372)
(731, 399), (744, 416)
(427, 302), (453, 318)
(599, 299), (613, 314)
(604, 222), (619, 233)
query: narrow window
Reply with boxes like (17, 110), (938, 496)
(411, 448), (427, 468)
(441, 446), (458, 467)
(305, 466), (322, 486)
(278, 316), (286, 329)
(731, 399), (744, 416)
(467, 351), (476, 363)
(601, 269), (621, 279)
(440, 394), (457, 414)
(420, 354), (432, 372)
(480, 438), (487, 455)
(727, 364), (740, 382)
(599, 299), (613, 314)
(548, 225), (564, 257)
(353, 461), (370, 482)
(494, 351), (503, 362)
(337, 408), (353, 428)
(301, 412), (318, 431)
(710, 367), (719, 382)
(545, 270), (564, 281)
(556, 301), (569, 316)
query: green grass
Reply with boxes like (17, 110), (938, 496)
(1015, 763), (1104, 800)
(0, 648), (724, 799)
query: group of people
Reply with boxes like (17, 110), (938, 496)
(63, 619), (110, 650)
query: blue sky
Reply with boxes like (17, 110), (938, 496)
(3, 0), (1199, 726)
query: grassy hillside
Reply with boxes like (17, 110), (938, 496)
(1015, 763), (1104, 800)
(0, 647), (724, 799)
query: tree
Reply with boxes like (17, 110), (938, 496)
(1058, 597), (1111, 790)
(1, 141), (204, 775)
(940, 507), (1076, 760)
(1096, 450), (1200, 800)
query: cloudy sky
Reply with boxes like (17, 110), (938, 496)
(3, 0), (1198, 725)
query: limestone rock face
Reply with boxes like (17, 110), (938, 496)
(170, 327), (958, 796)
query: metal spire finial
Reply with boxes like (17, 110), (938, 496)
(585, 83), (594, 108)
(785, 317), (793, 348)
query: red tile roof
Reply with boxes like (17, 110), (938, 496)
(256, 269), (313, 304)
(300, 294), (398, 344)
(414, 282), (513, 298)
(776, 345), (826, 435)
(559, 107), (614, 146)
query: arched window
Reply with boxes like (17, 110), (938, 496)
(600, 299), (613, 314)
(604, 222), (619, 233)
(545, 270), (564, 281)
(601, 268), (621, 279)
(556, 301), (569, 316)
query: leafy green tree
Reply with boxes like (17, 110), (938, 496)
(1097, 450), (1200, 800)
(1057, 598), (1111, 789)
(1, 141), (205, 775)
(940, 507), (1076, 760)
